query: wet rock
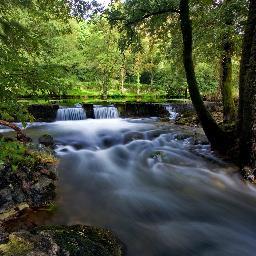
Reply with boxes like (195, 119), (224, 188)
(0, 152), (57, 223)
(0, 225), (125, 256)
(38, 134), (54, 148)
(0, 203), (29, 222)
(159, 117), (171, 122)
(117, 103), (169, 118)
(123, 132), (144, 144)
(0, 232), (8, 244)
(242, 166), (256, 183)
(83, 104), (95, 119)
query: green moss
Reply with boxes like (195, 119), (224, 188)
(0, 234), (33, 256)
(45, 202), (58, 212)
(36, 225), (124, 256)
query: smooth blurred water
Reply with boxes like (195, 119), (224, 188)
(56, 107), (87, 121)
(12, 119), (256, 256)
(93, 105), (119, 119)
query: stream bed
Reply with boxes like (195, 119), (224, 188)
(3, 118), (256, 256)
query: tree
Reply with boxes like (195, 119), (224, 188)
(108, 0), (256, 168)
(0, 0), (70, 121)
(191, 0), (246, 122)
(179, 0), (228, 150)
(238, 0), (256, 169)
(77, 18), (122, 98)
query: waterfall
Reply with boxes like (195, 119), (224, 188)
(56, 107), (86, 121)
(164, 105), (179, 120)
(93, 105), (119, 119)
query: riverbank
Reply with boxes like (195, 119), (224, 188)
(0, 143), (57, 223)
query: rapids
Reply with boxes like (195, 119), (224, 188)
(3, 118), (256, 256)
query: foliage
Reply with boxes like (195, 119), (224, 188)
(0, 138), (56, 171)
(2, 0), (246, 109)
(0, 139), (28, 170)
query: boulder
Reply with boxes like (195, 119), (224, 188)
(0, 225), (125, 256)
(38, 135), (54, 148)
(0, 153), (57, 223)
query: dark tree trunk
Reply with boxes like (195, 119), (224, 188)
(184, 87), (188, 99)
(218, 0), (236, 123)
(179, 0), (229, 151)
(238, 0), (256, 133)
(219, 40), (236, 122)
(239, 0), (256, 168)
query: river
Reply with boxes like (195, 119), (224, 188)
(10, 117), (256, 256)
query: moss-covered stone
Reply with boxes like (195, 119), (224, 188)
(0, 233), (33, 256)
(0, 225), (125, 256)
(0, 144), (57, 223)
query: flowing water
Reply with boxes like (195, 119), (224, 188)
(94, 105), (119, 119)
(56, 107), (86, 121)
(3, 118), (256, 256)
(164, 105), (179, 120)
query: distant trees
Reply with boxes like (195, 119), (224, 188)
(1, 0), (228, 107)
(0, 0), (70, 120)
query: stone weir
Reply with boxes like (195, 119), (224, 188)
(26, 103), (174, 121)
(26, 102), (212, 121)
(82, 103), (180, 119)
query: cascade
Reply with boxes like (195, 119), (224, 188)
(56, 107), (86, 121)
(93, 105), (119, 119)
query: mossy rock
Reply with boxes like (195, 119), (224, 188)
(0, 233), (33, 256)
(0, 225), (125, 256)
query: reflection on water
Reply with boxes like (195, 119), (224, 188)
(15, 120), (256, 255)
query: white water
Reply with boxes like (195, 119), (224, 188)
(93, 105), (119, 119)
(56, 107), (86, 121)
(21, 119), (256, 256)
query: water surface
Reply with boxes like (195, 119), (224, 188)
(8, 119), (256, 256)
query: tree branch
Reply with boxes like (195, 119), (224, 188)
(109, 6), (179, 27)
(126, 7), (179, 26)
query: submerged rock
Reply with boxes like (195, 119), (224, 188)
(0, 225), (125, 256)
(38, 135), (54, 148)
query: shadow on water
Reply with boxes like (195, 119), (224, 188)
(4, 119), (256, 256)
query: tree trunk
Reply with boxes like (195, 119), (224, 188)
(179, 0), (229, 151)
(120, 66), (125, 93)
(238, 0), (256, 133)
(150, 70), (154, 86)
(150, 59), (154, 86)
(184, 87), (188, 99)
(136, 72), (141, 95)
(239, 0), (256, 168)
(218, 0), (236, 123)
(0, 120), (31, 143)
(120, 52), (126, 93)
(219, 40), (236, 122)
(102, 74), (108, 99)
